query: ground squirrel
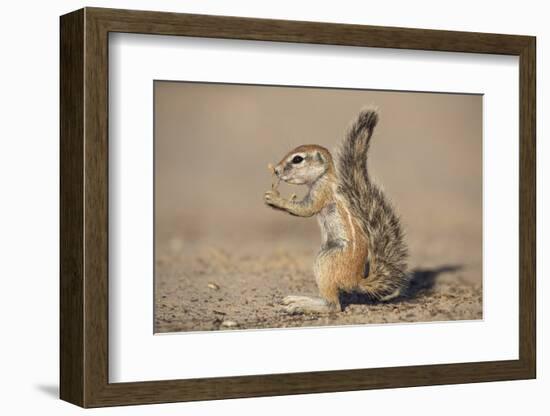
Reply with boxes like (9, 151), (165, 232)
(265, 108), (409, 314)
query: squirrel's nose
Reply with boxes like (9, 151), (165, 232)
(274, 166), (281, 177)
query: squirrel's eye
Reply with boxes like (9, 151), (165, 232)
(291, 155), (304, 164)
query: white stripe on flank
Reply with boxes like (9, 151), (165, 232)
(335, 191), (356, 253)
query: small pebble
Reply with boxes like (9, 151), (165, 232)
(208, 282), (220, 290)
(221, 320), (238, 328)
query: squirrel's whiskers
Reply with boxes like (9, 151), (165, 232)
(267, 163), (280, 191)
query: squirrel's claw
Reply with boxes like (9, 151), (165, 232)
(264, 189), (283, 208)
(281, 296), (335, 314)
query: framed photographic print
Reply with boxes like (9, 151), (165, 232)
(60, 7), (536, 408)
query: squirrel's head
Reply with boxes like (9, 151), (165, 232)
(274, 145), (334, 185)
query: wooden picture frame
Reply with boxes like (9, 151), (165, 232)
(60, 7), (536, 408)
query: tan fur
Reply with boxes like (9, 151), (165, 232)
(265, 108), (409, 314)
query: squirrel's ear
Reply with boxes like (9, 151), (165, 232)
(315, 151), (325, 164)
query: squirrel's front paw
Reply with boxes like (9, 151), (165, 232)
(264, 190), (285, 208)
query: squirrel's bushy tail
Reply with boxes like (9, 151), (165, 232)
(337, 108), (409, 300)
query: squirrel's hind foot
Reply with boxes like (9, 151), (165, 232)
(281, 295), (339, 315)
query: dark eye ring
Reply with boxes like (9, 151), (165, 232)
(292, 155), (304, 164)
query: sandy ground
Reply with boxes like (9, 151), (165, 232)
(154, 238), (482, 333)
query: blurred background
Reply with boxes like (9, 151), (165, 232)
(154, 81), (482, 331)
(155, 81), (481, 263)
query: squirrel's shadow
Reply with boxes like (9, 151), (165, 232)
(339, 264), (463, 308)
